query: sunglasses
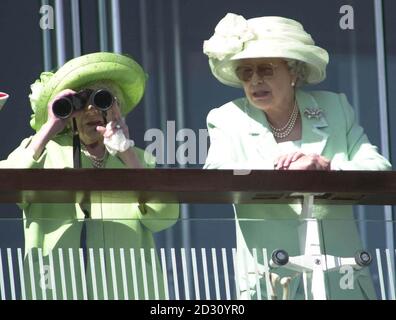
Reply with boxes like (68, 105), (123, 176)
(235, 63), (279, 82)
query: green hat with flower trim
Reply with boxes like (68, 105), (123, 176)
(29, 52), (147, 131)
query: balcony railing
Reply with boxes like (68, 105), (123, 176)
(0, 169), (395, 300)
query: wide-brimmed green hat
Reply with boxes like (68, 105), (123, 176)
(29, 52), (147, 131)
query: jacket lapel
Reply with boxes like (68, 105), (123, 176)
(242, 100), (279, 161)
(241, 89), (329, 161)
(297, 90), (329, 156)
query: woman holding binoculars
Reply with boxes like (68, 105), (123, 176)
(0, 52), (179, 300)
(31, 84), (139, 169)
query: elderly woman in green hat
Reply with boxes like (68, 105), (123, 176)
(0, 52), (179, 300)
(203, 13), (391, 300)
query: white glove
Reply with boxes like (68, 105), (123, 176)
(103, 121), (135, 156)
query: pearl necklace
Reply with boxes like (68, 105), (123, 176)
(269, 101), (299, 139)
(81, 144), (108, 168)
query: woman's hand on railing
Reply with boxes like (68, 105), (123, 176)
(275, 152), (330, 171)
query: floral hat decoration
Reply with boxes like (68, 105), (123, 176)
(203, 13), (329, 88)
(29, 52), (147, 131)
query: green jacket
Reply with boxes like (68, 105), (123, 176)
(204, 89), (392, 300)
(0, 135), (179, 300)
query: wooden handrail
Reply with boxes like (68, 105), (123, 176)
(0, 169), (395, 204)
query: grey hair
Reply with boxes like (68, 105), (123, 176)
(286, 59), (308, 87)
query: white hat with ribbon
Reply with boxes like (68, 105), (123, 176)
(203, 13), (329, 87)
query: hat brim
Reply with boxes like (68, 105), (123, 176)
(209, 41), (329, 88)
(30, 52), (147, 131)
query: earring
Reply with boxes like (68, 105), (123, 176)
(291, 81), (295, 87)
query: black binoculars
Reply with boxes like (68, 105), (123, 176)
(52, 89), (114, 119)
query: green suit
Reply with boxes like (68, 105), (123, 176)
(0, 134), (179, 300)
(204, 89), (392, 300)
